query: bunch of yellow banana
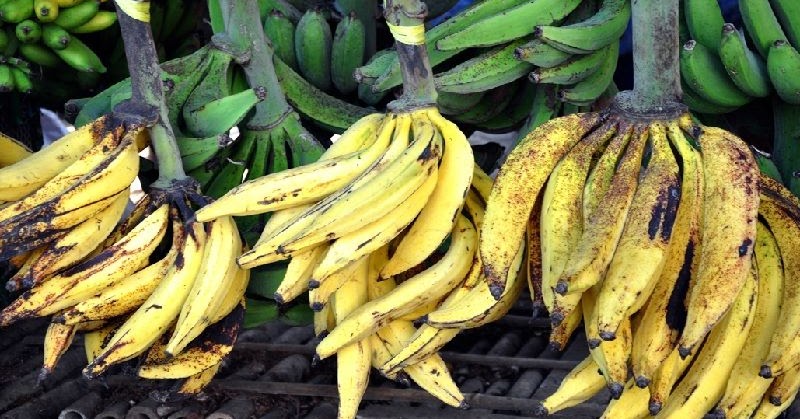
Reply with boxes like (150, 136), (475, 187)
(194, 106), (525, 416)
(481, 97), (800, 416)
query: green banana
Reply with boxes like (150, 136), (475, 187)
(9, 64), (32, 93)
(363, 0), (531, 92)
(34, 0), (57, 23)
(52, 35), (105, 72)
(353, 48), (392, 104)
(330, 12), (365, 95)
(164, 46), (216, 135)
(177, 134), (232, 172)
(278, 112), (324, 166)
(268, 129), (289, 174)
(264, 10), (297, 70)
(535, 0), (631, 54)
(680, 40), (751, 107)
(41, 23), (70, 49)
(0, 27), (8, 52)
(435, 0), (581, 50)
(19, 42), (59, 67)
(739, 0), (787, 58)
(559, 40), (619, 105)
(718, 23), (770, 98)
(258, 0), (303, 22)
(680, 79), (740, 114)
(434, 37), (534, 94)
(15, 19), (41, 43)
(767, 40), (800, 104)
(204, 131), (257, 199)
(531, 43), (610, 85)
(771, 0), (800, 49)
(436, 91), (486, 115)
(518, 84), (560, 138)
(334, 0), (376, 57)
(0, 64), (14, 92)
(476, 81), (538, 132)
(753, 149), (784, 183)
(683, 0), (725, 52)
(772, 100), (800, 195)
(183, 88), (264, 138)
(70, 10), (117, 34)
(0, 0), (35, 23)
(449, 83), (516, 126)
(513, 39), (572, 68)
(274, 55), (371, 133)
(53, 0), (98, 29)
(295, 9), (332, 91)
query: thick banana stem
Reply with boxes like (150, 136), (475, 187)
(114, 1), (187, 186)
(628, 0), (682, 112)
(222, 0), (292, 127)
(383, 0), (438, 110)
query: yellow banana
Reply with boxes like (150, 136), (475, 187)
(0, 132), (32, 167)
(537, 355), (606, 415)
(275, 243), (328, 304)
(600, 380), (650, 419)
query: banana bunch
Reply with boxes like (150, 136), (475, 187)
(0, 0), (121, 94)
(193, 106), (524, 416)
(355, 0), (628, 118)
(679, 0), (800, 113)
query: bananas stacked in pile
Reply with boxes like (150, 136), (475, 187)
(0, 116), (250, 397)
(480, 104), (800, 417)
(355, 0), (629, 131)
(195, 107), (524, 417)
(679, 0), (800, 113)
(0, 0), (118, 93)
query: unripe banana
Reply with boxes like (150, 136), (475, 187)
(683, 0), (724, 52)
(42, 23), (70, 49)
(739, 0), (787, 58)
(264, 10), (296, 70)
(52, 35), (106, 73)
(70, 10), (117, 33)
(295, 9), (332, 91)
(680, 40), (751, 107)
(0, 64), (14, 92)
(718, 23), (771, 98)
(10, 64), (33, 93)
(53, 0), (98, 29)
(330, 12), (365, 95)
(0, 0), (35, 23)
(767, 40), (800, 104)
(19, 42), (61, 67)
(34, 0), (58, 22)
(15, 19), (41, 43)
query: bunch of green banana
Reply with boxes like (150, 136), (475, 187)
(354, 0), (628, 112)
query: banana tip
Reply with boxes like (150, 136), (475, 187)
(533, 403), (548, 416)
(769, 395), (782, 406)
(608, 382), (624, 399)
(598, 330), (616, 341)
(634, 376), (650, 388)
(759, 364), (773, 379)
(311, 354), (321, 367)
(4, 281), (17, 293)
(677, 345), (692, 359)
(488, 284), (504, 300)
(307, 280), (321, 289)
(458, 400), (470, 410)
(310, 302), (324, 312)
(554, 281), (568, 295)
(273, 293), (285, 305)
(648, 401), (663, 416)
(586, 338), (601, 349)
(36, 368), (51, 387)
(549, 312), (564, 325)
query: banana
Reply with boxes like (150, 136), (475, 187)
(480, 113), (602, 298)
(584, 284), (631, 397)
(331, 255), (370, 419)
(84, 219), (206, 378)
(534, 0), (631, 54)
(771, 0), (800, 49)
(595, 122), (680, 340)
(513, 39), (572, 68)
(264, 10), (297, 70)
(600, 380), (650, 419)
(9, 65), (33, 94)
(183, 87), (264, 138)
(447, 83), (516, 126)
(275, 242), (327, 304)
(308, 253), (368, 311)
(0, 64), (12, 92)
(681, 78), (740, 114)
(315, 215), (476, 360)
(677, 124), (759, 358)
(174, 362), (222, 396)
(41, 23), (69, 49)
(53, 0), (97, 29)
(380, 110), (473, 278)
(195, 114), (386, 220)
(764, 363), (800, 410)
(682, 0), (724, 52)
(166, 216), (241, 356)
(647, 346), (694, 414)
(739, 0), (788, 58)
(0, 0), (35, 23)
(436, 91), (485, 116)
(655, 263), (757, 418)
(177, 134), (231, 172)
(434, 0), (581, 50)
(41, 321), (78, 380)
(310, 165), (439, 286)
(537, 355), (606, 415)
(0, 204), (169, 325)
(530, 44), (610, 85)
(15, 19), (41, 43)
(553, 123), (646, 316)
(23, 188), (129, 287)
(0, 133), (31, 167)
(295, 9), (332, 91)
(83, 321), (119, 363)
(758, 175), (800, 378)
(767, 40), (800, 104)
(680, 40), (750, 108)
(719, 23), (771, 98)
(715, 221), (783, 418)
(52, 35), (106, 73)
(559, 41), (619, 105)
(274, 56), (372, 132)
(630, 120), (702, 387)
(433, 37), (534, 94)
(70, 10), (117, 33)
(19, 42), (60, 67)
(34, 0), (58, 22)
(331, 12), (365, 94)
(138, 300), (244, 379)
(0, 115), (112, 201)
